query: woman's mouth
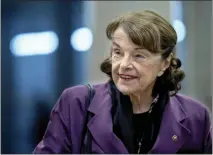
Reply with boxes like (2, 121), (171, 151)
(119, 74), (137, 80)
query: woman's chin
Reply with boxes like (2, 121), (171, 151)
(116, 84), (136, 95)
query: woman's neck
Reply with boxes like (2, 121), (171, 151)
(130, 91), (153, 114)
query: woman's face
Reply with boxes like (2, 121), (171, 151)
(111, 27), (168, 95)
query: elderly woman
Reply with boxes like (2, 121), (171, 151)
(33, 10), (212, 154)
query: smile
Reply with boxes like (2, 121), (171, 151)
(119, 74), (137, 80)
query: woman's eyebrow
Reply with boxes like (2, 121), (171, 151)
(133, 48), (151, 55)
(112, 41), (121, 48)
(134, 47), (144, 50)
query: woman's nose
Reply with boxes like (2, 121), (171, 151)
(120, 56), (133, 69)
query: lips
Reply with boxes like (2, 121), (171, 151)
(119, 74), (137, 80)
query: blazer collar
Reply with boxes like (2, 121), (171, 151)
(87, 82), (129, 153)
(150, 95), (191, 153)
(87, 82), (191, 154)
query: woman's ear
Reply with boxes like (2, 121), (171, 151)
(158, 53), (173, 77)
(164, 53), (173, 70)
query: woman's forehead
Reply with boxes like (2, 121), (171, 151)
(113, 27), (128, 38)
(112, 28), (141, 49)
(112, 27), (130, 42)
(112, 41), (145, 53)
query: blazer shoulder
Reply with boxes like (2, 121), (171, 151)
(60, 82), (109, 110)
(174, 93), (211, 118)
(64, 82), (108, 99)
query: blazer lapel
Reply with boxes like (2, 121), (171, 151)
(150, 96), (191, 153)
(87, 84), (129, 154)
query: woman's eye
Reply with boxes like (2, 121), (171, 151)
(114, 49), (121, 55)
(135, 54), (145, 58)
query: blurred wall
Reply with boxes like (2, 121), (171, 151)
(181, 1), (212, 111)
(2, 1), (85, 153)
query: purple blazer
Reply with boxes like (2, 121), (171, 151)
(33, 82), (212, 154)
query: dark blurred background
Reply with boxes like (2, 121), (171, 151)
(1, 0), (212, 153)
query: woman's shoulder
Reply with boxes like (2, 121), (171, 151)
(59, 81), (109, 106)
(54, 82), (109, 114)
(172, 93), (211, 118)
(64, 81), (109, 98)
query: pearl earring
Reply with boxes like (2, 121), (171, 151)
(158, 71), (164, 77)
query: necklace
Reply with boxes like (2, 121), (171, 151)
(136, 96), (158, 154)
(137, 132), (144, 154)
